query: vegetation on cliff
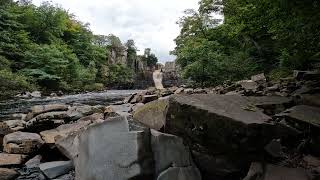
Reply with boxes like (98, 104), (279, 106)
(173, 0), (320, 86)
(0, 0), (158, 99)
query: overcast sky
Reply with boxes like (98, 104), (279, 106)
(32, 0), (199, 63)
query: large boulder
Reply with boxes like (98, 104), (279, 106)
(133, 98), (169, 131)
(3, 132), (44, 154)
(76, 116), (154, 180)
(0, 153), (27, 166)
(26, 111), (69, 131)
(243, 162), (311, 180)
(67, 105), (103, 121)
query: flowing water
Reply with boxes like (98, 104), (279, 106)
(0, 90), (141, 120)
(153, 70), (164, 90)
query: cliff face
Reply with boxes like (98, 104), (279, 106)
(162, 61), (180, 87)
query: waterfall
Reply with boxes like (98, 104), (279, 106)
(153, 70), (164, 89)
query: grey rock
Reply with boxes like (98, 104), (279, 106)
(277, 105), (320, 128)
(247, 96), (293, 115)
(264, 139), (283, 158)
(294, 94), (320, 107)
(25, 155), (42, 168)
(67, 105), (103, 121)
(157, 167), (201, 180)
(39, 161), (73, 179)
(0, 120), (26, 135)
(76, 116), (153, 180)
(56, 133), (80, 161)
(16, 167), (46, 180)
(251, 73), (266, 83)
(142, 94), (159, 103)
(151, 130), (194, 176)
(236, 80), (258, 91)
(3, 131), (44, 154)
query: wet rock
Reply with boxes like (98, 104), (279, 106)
(0, 168), (19, 180)
(151, 130), (195, 176)
(0, 120), (26, 135)
(247, 96), (293, 115)
(277, 105), (320, 128)
(157, 167), (201, 180)
(39, 161), (73, 179)
(0, 153), (27, 166)
(31, 104), (69, 116)
(40, 120), (91, 144)
(123, 93), (136, 104)
(243, 162), (311, 180)
(133, 98), (169, 130)
(25, 155), (42, 168)
(3, 131), (44, 154)
(76, 116), (153, 180)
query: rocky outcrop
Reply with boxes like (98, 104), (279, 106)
(0, 153), (27, 166)
(0, 168), (19, 180)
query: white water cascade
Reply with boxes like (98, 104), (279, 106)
(153, 70), (164, 90)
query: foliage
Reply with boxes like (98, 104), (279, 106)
(105, 64), (134, 87)
(174, 0), (320, 86)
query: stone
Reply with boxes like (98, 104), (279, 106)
(0, 168), (19, 180)
(236, 80), (258, 91)
(157, 167), (201, 180)
(104, 104), (133, 118)
(39, 161), (73, 179)
(76, 116), (153, 180)
(294, 70), (320, 81)
(123, 93), (136, 104)
(184, 88), (194, 94)
(25, 155), (42, 168)
(277, 105), (320, 128)
(30, 91), (41, 98)
(151, 130), (194, 176)
(130, 103), (145, 113)
(142, 94), (158, 103)
(251, 73), (266, 83)
(3, 131), (44, 154)
(0, 153), (27, 166)
(264, 139), (283, 158)
(57, 116), (129, 161)
(164, 94), (293, 154)
(31, 104), (69, 116)
(266, 84), (280, 91)
(26, 111), (69, 130)
(303, 155), (320, 167)
(0, 120), (26, 135)
(9, 113), (27, 121)
(16, 167), (46, 180)
(133, 98), (169, 130)
(243, 162), (311, 180)
(174, 87), (184, 94)
(40, 120), (91, 144)
(77, 113), (103, 123)
(67, 105), (104, 121)
(247, 96), (293, 115)
(295, 94), (320, 107)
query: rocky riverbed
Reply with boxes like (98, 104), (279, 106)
(0, 70), (319, 180)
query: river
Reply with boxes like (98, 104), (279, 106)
(0, 90), (141, 120)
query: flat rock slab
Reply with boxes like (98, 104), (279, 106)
(39, 161), (73, 179)
(76, 116), (154, 180)
(3, 131), (44, 154)
(0, 153), (27, 166)
(243, 162), (311, 180)
(278, 105), (320, 128)
(0, 120), (26, 135)
(0, 168), (19, 180)
(31, 104), (69, 116)
(247, 96), (293, 115)
(164, 94), (290, 154)
(157, 167), (201, 180)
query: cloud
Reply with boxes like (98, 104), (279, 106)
(32, 0), (199, 63)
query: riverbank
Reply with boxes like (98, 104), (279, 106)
(0, 70), (319, 180)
